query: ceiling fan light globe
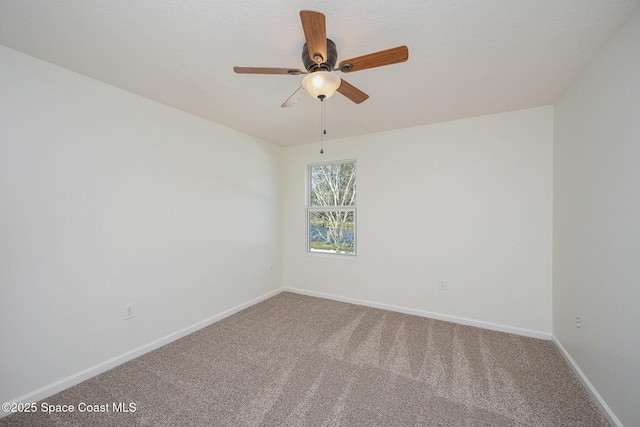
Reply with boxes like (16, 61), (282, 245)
(302, 71), (341, 100)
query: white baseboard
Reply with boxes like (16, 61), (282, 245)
(282, 287), (552, 340)
(551, 336), (621, 427)
(2, 287), (283, 418)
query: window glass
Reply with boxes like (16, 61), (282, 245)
(307, 161), (356, 256)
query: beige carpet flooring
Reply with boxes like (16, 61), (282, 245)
(1, 292), (608, 426)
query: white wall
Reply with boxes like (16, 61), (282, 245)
(0, 46), (282, 404)
(283, 106), (553, 334)
(553, 8), (640, 427)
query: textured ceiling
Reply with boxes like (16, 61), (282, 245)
(1, 1), (639, 146)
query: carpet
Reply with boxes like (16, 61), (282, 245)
(0, 292), (608, 426)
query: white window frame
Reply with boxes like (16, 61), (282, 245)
(306, 159), (357, 257)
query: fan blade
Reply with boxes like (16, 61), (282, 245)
(234, 66), (305, 75)
(337, 79), (369, 104)
(281, 86), (306, 108)
(300, 10), (327, 64)
(338, 46), (409, 73)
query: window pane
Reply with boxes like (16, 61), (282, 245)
(309, 162), (356, 207)
(309, 210), (355, 255)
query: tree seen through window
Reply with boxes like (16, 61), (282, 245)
(307, 161), (356, 255)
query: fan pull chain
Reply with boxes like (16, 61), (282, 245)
(320, 97), (326, 154)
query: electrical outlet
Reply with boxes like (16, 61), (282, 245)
(268, 265), (273, 273)
(124, 304), (135, 320)
(438, 280), (447, 290)
(576, 315), (581, 329)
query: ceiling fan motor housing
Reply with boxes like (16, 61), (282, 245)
(302, 39), (337, 72)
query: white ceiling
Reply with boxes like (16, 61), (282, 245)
(1, 1), (639, 146)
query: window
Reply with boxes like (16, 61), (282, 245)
(307, 160), (356, 256)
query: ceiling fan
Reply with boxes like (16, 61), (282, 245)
(234, 10), (409, 107)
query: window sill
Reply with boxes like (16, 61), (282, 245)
(306, 250), (358, 260)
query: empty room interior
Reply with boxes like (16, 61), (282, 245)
(1, 1), (639, 426)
